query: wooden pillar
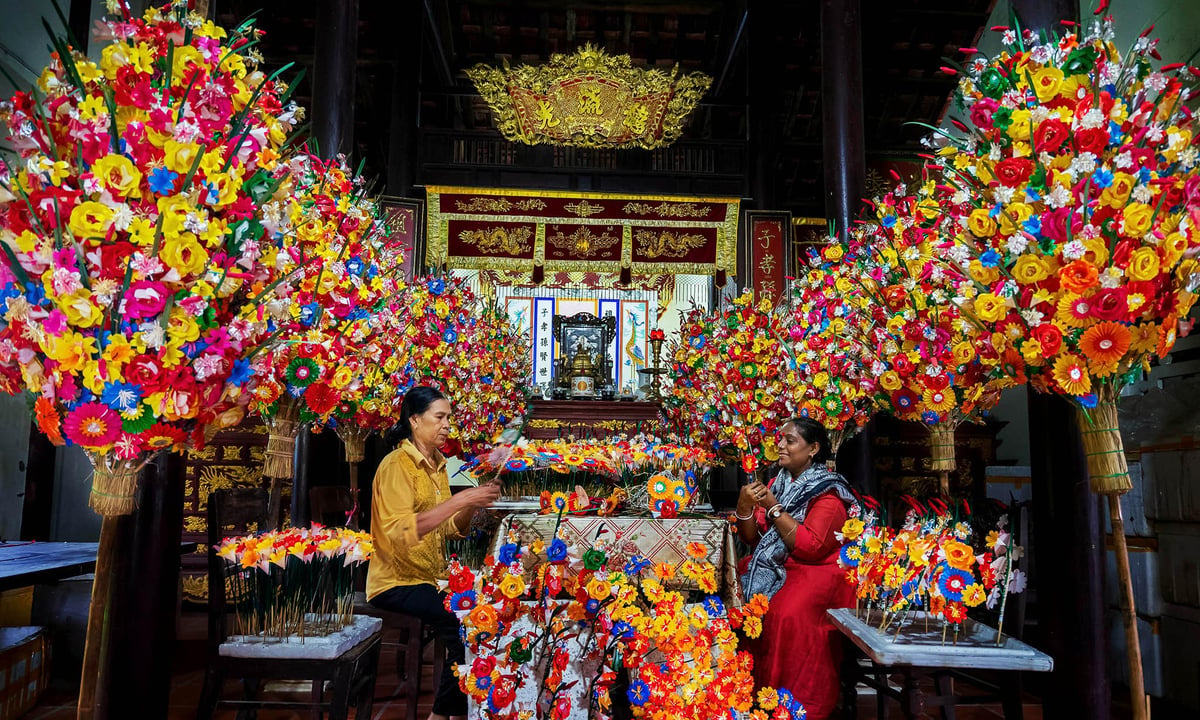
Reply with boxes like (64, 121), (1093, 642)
(291, 428), (313, 528)
(387, 1), (422, 198)
(819, 0), (871, 492)
(107, 452), (186, 717)
(1029, 392), (1109, 719)
(747, 0), (779, 212)
(819, 0), (865, 242)
(312, 0), (360, 158)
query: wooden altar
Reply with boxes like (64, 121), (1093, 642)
(525, 398), (663, 439)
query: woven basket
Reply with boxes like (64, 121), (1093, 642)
(88, 461), (141, 516)
(1075, 384), (1132, 495)
(263, 397), (301, 480)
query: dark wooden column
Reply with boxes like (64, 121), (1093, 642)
(819, 0), (865, 241)
(819, 0), (872, 493)
(747, 0), (779, 212)
(387, 1), (422, 197)
(103, 452), (186, 718)
(302, 0), (361, 524)
(1029, 393), (1109, 718)
(312, 0), (360, 158)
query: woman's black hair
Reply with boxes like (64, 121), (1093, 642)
(386, 386), (447, 446)
(783, 416), (833, 464)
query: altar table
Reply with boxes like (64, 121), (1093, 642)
(828, 608), (1053, 719)
(525, 398), (663, 439)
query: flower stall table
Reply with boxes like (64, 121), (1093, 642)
(494, 514), (741, 604)
(828, 609), (1053, 720)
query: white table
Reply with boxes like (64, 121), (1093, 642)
(827, 609), (1053, 719)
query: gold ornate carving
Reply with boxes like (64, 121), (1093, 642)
(455, 197), (547, 213)
(188, 446), (218, 461)
(466, 44), (712, 150)
(563, 200), (605, 218)
(458, 226), (534, 255)
(634, 229), (708, 259)
(622, 201), (712, 219)
(547, 226), (621, 259)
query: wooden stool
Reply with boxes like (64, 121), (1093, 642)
(354, 592), (444, 716)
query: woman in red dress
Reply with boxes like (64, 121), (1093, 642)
(737, 417), (857, 720)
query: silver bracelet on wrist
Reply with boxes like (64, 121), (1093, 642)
(734, 508), (755, 521)
(767, 503), (785, 520)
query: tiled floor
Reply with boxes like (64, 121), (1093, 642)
(20, 613), (1073, 719)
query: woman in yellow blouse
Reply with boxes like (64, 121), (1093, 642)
(367, 386), (500, 720)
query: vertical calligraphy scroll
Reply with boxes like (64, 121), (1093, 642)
(744, 211), (792, 305)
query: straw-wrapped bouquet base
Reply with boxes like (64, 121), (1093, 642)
(263, 397), (301, 480)
(88, 459), (142, 517)
(1075, 384), (1132, 495)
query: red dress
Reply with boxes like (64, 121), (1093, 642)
(748, 491), (853, 720)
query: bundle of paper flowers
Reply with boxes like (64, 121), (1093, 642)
(443, 530), (796, 720)
(782, 242), (880, 460)
(444, 297), (530, 450)
(215, 525), (373, 641)
(0, 1), (302, 515)
(466, 437), (713, 512)
(665, 292), (790, 476)
(387, 275), (528, 455)
(837, 496), (1026, 644)
(932, 18), (1200, 496)
(246, 151), (403, 481)
(853, 182), (1018, 491)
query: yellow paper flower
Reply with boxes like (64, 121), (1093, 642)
(1051, 353), (1092, 395)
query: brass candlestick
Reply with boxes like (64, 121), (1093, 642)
(638, 336), (668, 401)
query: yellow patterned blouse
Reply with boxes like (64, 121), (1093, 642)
(366, 440), (463, 600)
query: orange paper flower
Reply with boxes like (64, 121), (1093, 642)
(1079, 322), (1132, 365)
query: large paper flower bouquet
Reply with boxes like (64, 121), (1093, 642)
(0, 1), (302, 514)
(665, 293), (789, 476)
(246, 151), (403, 479)
(935, 18), (1200, 494)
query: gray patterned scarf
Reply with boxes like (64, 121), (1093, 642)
(740, 464), (856, 601)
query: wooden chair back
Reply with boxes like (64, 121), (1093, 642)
(309, 486), (357, 529)
(206, 487), (269, 651)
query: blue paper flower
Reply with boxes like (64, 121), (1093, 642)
(428, 277), (445, 295)
(702, 595), (725, 617)
(148, 167), (179, 195)
(546, 538), (568, 563)
(626, 679), (651, 706)
(101, 382), (142, 413)
(496, 542), (520, 565)
(623, 555), (650, 575)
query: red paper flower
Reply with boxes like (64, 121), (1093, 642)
(64, 402), (122, 449)
(143, 422), (187, 451)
